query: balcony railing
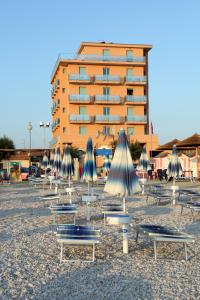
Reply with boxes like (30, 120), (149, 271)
(95, 95), (121, 103)
(51, 118), (60, 130)
(69, 95), (91, 103)
(125, 95), (147, 103)
(126, 115), (147, 123)
(69, 74), (91, 81)
(94, 75), (121, 83)
(77, 54), (146, 63)
(69, 114), (93, 122)
(125, 76), (147, 83)
(51, 79), (60, 97)
(95, 115), (123, 123)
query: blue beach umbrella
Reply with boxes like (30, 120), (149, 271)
(104, 128), (141, 210)
(41, 152), (49, 175)
(49, 149), (55, 170)
(82, 137), (97, 195)
(61, 147), (74, 187)
(167, 145), (183, 184)
(103, 155), (111, 174)
(53, 148), (62, 176)
(137, 145), (151, 172)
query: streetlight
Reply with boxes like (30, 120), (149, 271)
(27, 122), (33, 171)
(39, 122), (50, 150)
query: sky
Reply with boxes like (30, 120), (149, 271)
(0, 0), (200, 149)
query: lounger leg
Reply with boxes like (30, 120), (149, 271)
(93, 244), (95, 262)
(73, 215), (76, 225)
(135, 231), (139, 242)
(154, 240), (157, 260)
(181, 206), (184, 215)
(184, 243), (188, 261)
(60, 242), (63, 263)
(104, 213), (106, 225)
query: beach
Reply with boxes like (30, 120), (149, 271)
(1, 181), (200, 299)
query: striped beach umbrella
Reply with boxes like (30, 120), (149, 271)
(137, 145), (151, 172)
(103, 155), (111, 174)
(49, 149), (55, 169)
(167, 145), (183, 184)
(104, 128), (141, 210)
(82, 137), (97, 195)
(41, 152), (49, 170)
(53, 148), (62, 175)
(61, 147), (74, 187)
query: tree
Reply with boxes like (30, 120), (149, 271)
(68, 145), (83, 159)
(0, 135), (15, 161)
(129, 141), (142, 161)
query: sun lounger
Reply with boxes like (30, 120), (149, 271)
(135, 224), (195, 260)
(180, 201), (200, 221)
(101, 204), (125, 224)
(39, 193), (60, 201)
(49, 204), (78, 225)
(56, 225), (101, 262)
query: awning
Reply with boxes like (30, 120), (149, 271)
(95, 148), (112, 156)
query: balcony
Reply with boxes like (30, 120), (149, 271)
(125, 76), (147, 85)
(125, 95), (147, 104)
(69, 94), (92, 104)
(69, 114), (93, 123)
(51, 79), (60, 98)
(94, 75), (121, 84)
(51, 118), (60, 131)
(77, 54), (146, 63)
(95, 95), (121, 104)
(126, 115), (147, 123)
(95, 115), (124, 123)
(49, 136), (58, 148)
(69, 74), (91, 83)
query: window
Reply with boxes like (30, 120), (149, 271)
(103, 49), (110, 56)
(127, 107), (133, 115)
(103, 126), (110, 135)
(62, 88), (66, 93)
(103, 68), (110, 75)
(79, 67), (86, 75)
(62, 68), (66, 74)
(103, 107), (110, 115)
(126, 68), (133, 76)
(79, 106), (86, 115)
(127, 88), (134, 96)
(62, 127), (66, 133)
(79, 126), (87, 135)
(126, 50), (133, 57)
(127, 127), (134, 135)
(62, 107), (66, 113)
(79, 87), (87, 95)
(103, 87), (110, 95)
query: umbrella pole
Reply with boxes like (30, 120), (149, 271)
(172, 177), (176, 205)
(88, 181), (90, 196)
(123, 196), (126, 212)
(122, 224), (128, 254)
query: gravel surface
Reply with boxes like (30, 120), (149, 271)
(0, 181), (200, 299)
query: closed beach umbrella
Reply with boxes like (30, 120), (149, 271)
(82, 137), (97, 195)
(41, 152), (49, 176)
(53, 148), (62, 175)
(103, 155), (111, 174)
(49, 149), (55, 169)
(137, 145), (151, 172)
(167, 144), (183, 184)
(104, 128), (141, 210)
(61, 147), (74, 187)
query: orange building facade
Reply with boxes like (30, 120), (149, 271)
(50, 42), (158, 155)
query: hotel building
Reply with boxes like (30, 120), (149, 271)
(50, 41), (158, 156)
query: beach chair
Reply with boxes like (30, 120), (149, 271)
(135, 224), (195, 260)
(101, 203), (125, 224)
(49, 204), (78, 224)
(56, 225), (101, 262)
(180, 201), (200, 221)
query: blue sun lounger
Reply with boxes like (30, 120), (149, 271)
(135, 224), (195, 260)
(49, 204), (78, 224)
(56, 225), (101, 262)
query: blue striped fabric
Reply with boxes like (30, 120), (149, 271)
(49, 149), (55, 168)
(53, 148), (62, 174)
(103, 155), (111, 172)
(167, 145), (183, 178)
(137, 146), (151, 171)
(41, 152), (49, 169)
(82, 138), (97, 182)
(61, 147), (74, 178)
(104, 129), (141, 196)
